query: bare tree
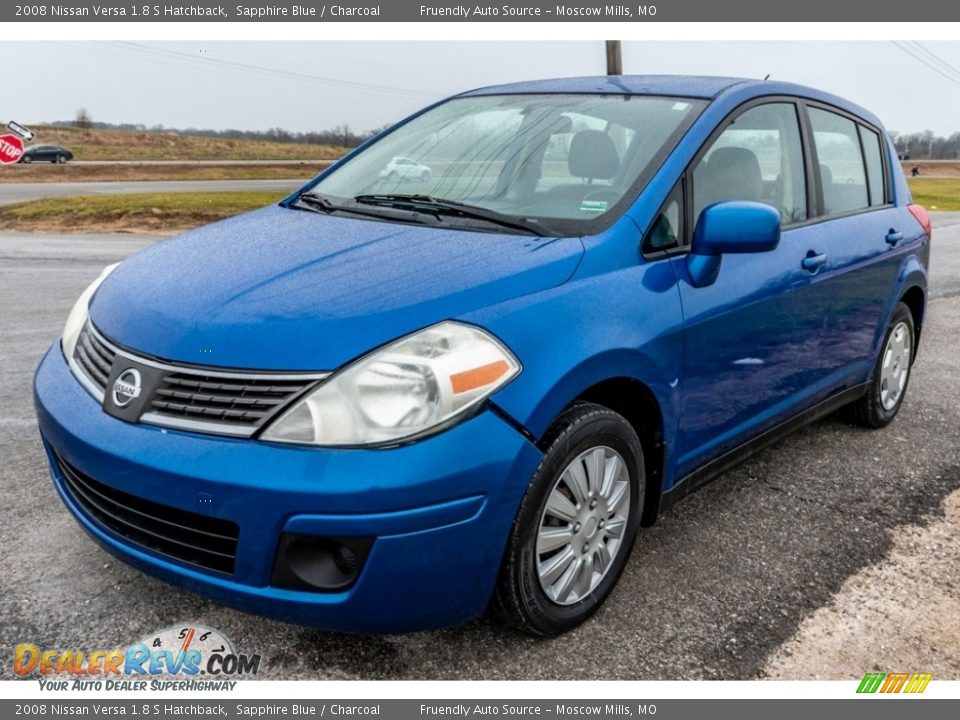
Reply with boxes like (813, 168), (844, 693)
(49, 117), (379, 148)
(332, 124), (353, 148)
(892, 129), (960, 160)
(74, 108), (93, 130)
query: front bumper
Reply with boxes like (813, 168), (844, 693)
(34, 345), (542, 633)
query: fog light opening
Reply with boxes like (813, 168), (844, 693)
(332, 543), (358, 575)
(271, 534), (373, 592)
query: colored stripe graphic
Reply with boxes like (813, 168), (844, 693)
(857, 673), (885, 693)
(904, 673), (933, 693)
(881, 672), (909, 693)
(857, 672), (932, 693)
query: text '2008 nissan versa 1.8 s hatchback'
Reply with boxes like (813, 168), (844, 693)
(35, 76), (932, 636)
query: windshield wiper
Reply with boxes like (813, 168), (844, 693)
(352, 194), (552, 237)
(295, 192), (438, 224)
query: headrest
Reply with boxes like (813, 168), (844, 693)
(701, 147), (763, 203)
(568, 130), (620, 180)
(820, 163), (834, 185)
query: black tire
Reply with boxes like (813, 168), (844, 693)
(842, 302), (915, 428)
(21, 155), (31, 164)
(493, 402), (644, 636)
(56, 154), (67, 164)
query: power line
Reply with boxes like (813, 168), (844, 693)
(109, 41), (436, 98)
(106, 41), (439, 100)
(891, 40), (960, 90)
(905, 41), (960, 84)
(62, 41), (253, 81)
(63, 40), (389, 103)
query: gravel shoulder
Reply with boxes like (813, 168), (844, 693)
(765, 488), (960, 679)
(764, 292), (960, 680)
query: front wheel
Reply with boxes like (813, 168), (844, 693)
(842, 302), (915, 428)
(56, 154), (67, 164)
(494, 402), (644, 636)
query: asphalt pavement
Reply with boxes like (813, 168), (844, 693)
(1, 216), (958, 680)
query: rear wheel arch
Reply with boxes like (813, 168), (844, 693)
(900, 285), (926, 354)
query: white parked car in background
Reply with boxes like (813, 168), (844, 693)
(379, 156), (432, 182)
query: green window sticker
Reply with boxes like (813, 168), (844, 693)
(580, 200), (609, 213)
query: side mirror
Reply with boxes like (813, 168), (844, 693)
(686, 201), (781, 288)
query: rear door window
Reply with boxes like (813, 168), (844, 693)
(809, 107), (869, 215)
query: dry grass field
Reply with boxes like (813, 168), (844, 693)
(15, 125), (347, 162)
(0, 192), (284, 233)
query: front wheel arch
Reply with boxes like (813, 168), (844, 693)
(493, 401), (645, 635)
(570, 377), (666, 527)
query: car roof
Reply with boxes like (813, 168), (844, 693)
(462, 75), (748, 99)
(459, 75), (884, 128)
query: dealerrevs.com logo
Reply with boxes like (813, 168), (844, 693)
(14, 625), (261, 691)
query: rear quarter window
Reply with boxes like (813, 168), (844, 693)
(858, 125), (887, 206)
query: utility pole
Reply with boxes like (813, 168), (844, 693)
(605, 41), (622, 75)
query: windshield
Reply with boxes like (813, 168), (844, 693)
(304, 93), (707, 235)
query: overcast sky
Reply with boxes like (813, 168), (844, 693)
(3, 41), (960, 135)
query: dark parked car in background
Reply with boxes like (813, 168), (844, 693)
(19, 145), (74, 164)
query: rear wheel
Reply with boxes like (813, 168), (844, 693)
(494, 402), (644, 636)
(21, 155), (32, 164)
(842, 302), (915, 428)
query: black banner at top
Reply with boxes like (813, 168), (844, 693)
(4, 0), (959, 22)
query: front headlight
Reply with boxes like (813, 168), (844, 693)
(61, 262), (120, 360)
(262, 321), (520, 447)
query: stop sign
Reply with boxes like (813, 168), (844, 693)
(0, 133), (24, 164)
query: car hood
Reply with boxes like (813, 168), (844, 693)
(90, 204), (584, 370)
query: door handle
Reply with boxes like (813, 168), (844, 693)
(886, 230), (903, 246)
(802, 252), (827, 272)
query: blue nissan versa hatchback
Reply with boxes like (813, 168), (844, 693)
(35, 76), (932, 636)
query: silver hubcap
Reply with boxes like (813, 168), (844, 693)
(880, 321), (911, 411)
(536, 446), (631, 606)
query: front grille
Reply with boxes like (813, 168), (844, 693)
(69, 321), (327, 438)
(147, 373), (315, 428)
(74, 323), (115, 394)
(55, 453), (239, 574)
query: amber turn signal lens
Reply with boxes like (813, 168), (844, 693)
(450, 360), (510, 395)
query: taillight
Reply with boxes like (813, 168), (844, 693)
(908, 203), (932, 239)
